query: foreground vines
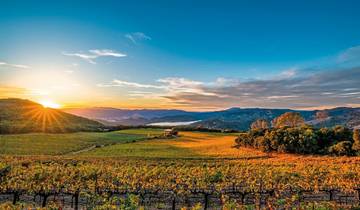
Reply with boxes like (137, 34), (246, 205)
(0, 156), (360, 209)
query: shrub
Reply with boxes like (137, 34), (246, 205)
(328, 141), (354, 156)
(235, 124), (356, 156)
(250, 119), (269, 130)
(235, 133), (252, 147)
(273, 112), (305, 128)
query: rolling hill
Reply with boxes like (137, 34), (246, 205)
(0, 98), (104, 134)
(64, 107), (193, 125)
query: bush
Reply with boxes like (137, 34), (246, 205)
(254, 136), (271, 152)
(235, 124), (356, 156)
(235, 133), (252, 147)
(352, 129), (360, 152)
(273, 112), (305, 128)
(328, 141), (354, 156)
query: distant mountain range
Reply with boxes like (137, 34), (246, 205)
(0, 98), (104, 134)
(2, 98), (358, 134)
(64, 106), (360, 130)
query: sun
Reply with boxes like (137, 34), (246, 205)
(39, 100), (61, 109)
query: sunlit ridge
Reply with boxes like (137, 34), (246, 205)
(39, 100), (61, 109)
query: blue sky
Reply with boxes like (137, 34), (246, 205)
(1, 0), (360, 110)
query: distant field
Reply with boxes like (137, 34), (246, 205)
(82, 131), (267, 159)
(116, 128), (164, 136)
(0, 128), (258, 158)
(0, 131), (147, 155)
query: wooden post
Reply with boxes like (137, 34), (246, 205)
(12, 192), (19, 205)
(204, 193), (209, 210)
(74, 192), (79, 210)
(42, 194), (48, 207)
(172, 195), (176, 210)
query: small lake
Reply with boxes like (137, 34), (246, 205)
(147, 120), (200, 126)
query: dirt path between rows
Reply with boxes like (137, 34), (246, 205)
(67, 145), (97, 155)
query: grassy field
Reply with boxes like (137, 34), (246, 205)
(0, 131), (148, 155)
(0, 128), (261, 159)
(116, 128), (164, 136)
(0, 128), (320, 160)
(81, 131), (267, 159)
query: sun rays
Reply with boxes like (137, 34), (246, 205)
(39, 100), (61, 109)
(21, 104), (67, 133)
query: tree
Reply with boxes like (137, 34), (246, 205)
(328, 141), (353, 156)
(235, 133), (252, 147)
(250, 119), (269, 130)
(333, 125), (352, 144)
(352, 129), (360, 152)
(273, 112), (305, 128)
(315, 111), (329, 120)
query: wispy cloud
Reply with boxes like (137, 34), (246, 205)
(279, 68), (298, 78)
(157, 77), (217, 96)
(97, 79), (165, 89)
(338, 45), (360, 63)
(0, 86), (28, 98)
(336, 45), (360, 68)
(162, 68), (360, 109)
(99, 67), (360, 109)
(0, 61), (30, 69)
(98, 77), (220, 101)
(64, 70), (74, 74)
(62, 49), (126, 64)
(89, 49), (126, 57)
(125, 32), (151, 44)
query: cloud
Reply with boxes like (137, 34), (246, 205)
(0, 61), (30, 69)
(158, 77), (217, 96)
(97, 64), (360, 110)
(62, 49), (126, 64)
(89, 49), (126, 57)
(125, 32), (151, 44)
(99, 77), (218, 97)
(279, 68), (298, 78)
(64, 70), (74, 74)
(338, 45), (360, 63)
(97, 79), (165, 89)
(0, 86), (28, 98)
(161, 67), (360, 109)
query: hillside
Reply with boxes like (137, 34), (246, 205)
(65, 106), (360, 130)
(0, 98), (104, 134)
(64, 107), (193, 125)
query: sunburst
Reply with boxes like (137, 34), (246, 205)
(19, 103), (66, 133)
(39, 100), (61, 109)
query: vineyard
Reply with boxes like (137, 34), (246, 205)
(1, 130), (360, 209)
(1, 155), (360, 209)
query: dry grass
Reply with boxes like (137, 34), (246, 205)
(153, 131), (268, 158)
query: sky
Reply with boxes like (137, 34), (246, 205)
(0, 0), (360, 110)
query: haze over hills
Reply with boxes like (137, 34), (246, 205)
(0, 98), (104, 134)
(64, 106), (360, 130)
(63, 107), (192, 125)
(1, 98), (359, 133)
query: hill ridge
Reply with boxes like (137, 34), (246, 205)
(0, 98), (104, 134)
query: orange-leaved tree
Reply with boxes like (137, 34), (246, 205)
(273, 112), (305, 128)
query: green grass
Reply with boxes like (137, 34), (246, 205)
(0, 129), (241, 158)
(116, 128), (164, 136)
(81, 139), (202, 158)
(80, 131), (240, 159)
(0, 131), (147, 155)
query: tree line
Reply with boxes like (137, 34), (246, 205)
(235, 112), (360, 156)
